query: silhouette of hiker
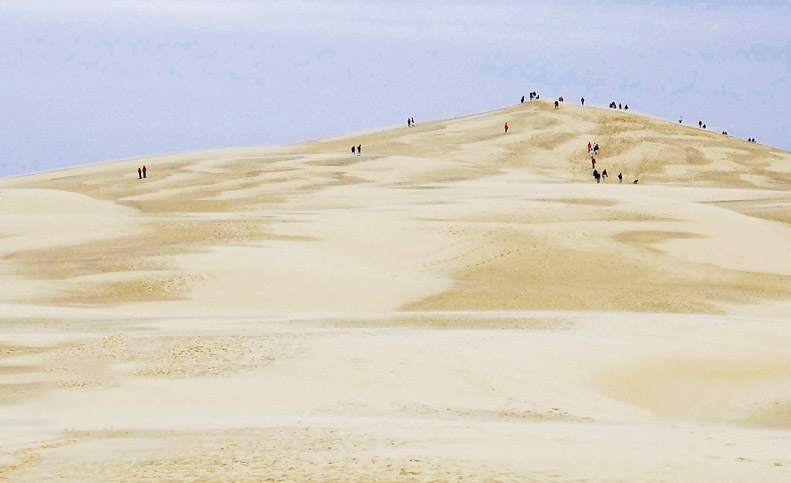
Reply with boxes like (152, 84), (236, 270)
(408, 118), (411, 127)
(624, 104), (628, 110)
(593, 142), (599, 155)
(591, 157), (596, 169)
(138, 167), (142, 179)
(702, 123), (706, 129)
(357, 144), (361, 156)
(411, 117), (414, 126)
(618, 103), (622, 109)
(581, 97), (585, 106)
(618, 172), (623, 183)
(554, 100), (559, 109)
(142, 165), (147, 178)
(587, 142), (592, 154)
(351, 145), (355, 155)
(521, 95), (525, 103)
(602, 169), (608, 181)
(504, 122), (509, 133)
(593, 169), (601, 183)
(699, 120), (702, 128)
(679, 117), (683, 124)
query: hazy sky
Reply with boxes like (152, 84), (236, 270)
(2, 0), (790, 177)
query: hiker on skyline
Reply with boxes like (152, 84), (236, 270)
(581, 97), (585, 106)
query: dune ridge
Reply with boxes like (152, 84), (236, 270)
(1, 101), (791, 481)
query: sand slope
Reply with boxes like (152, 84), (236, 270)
(2, 101), (791, 481)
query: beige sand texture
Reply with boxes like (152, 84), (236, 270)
(2, 101), (791, 481)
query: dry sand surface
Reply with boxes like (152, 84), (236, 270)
(2, 101), (791, 481)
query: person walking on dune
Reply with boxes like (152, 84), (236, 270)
(142, 165), (147, 178)
(357, 144), (361, 156)
(618, 172), (623, 183)
(351, 145), (355, 155)
(602, 169), (608, 182)
(581, 97), (585, 106)
(587, 141), (592, 154)
(504, 122), (509, 133)
(593, 169), (601, 183)
(591, 156), (596, 169)
(521, 95), (525, 104)
(138, 167), (142, 179)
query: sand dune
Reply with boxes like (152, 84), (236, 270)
(2, 101), (791, 481)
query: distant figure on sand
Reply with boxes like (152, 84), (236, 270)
(602, 169), (608, 181)
(504, 122), (509, 133)
(138, 167), (142, 179)
(593, 169), (601, 183)
(703, 123), (706, 129)
(679, 117), (683, 124)
(593, 142), (599, 154)
(411, 117), (414, 126)
(357, 144), (361, 156)
(554, 100), (559, 109)
(587, 141), (592, 154)
(633, 179), (639, 184)
(521, 95), (525, 103)
(699, 120), (702, 128)
(142, 165), (147, 178)
(351, 145), (355, 155)
(581, 97), (585, 106)
(591, 157), (596, 169)
(618, 103), (622, 109)
(408, 118), (411, 127)
(624, 104), (628, 110)
(618, 172), (623, 183)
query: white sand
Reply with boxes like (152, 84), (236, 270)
(1, 101), (791, 481)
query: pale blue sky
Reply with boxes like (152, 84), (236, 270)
(1, 0), (790, 177)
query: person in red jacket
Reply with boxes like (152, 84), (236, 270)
(142, 165), (147, 178)
(591, 157), (596, 169)
(504, 122), (509, 133)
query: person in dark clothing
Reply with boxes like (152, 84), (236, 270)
(702, 124), (706, 129)
(142, 165), (147, 178)
(618, 172), (623, 183)
(351, 145), (355, 155)
(554, 100), (559, 109)
(581, 97), (585, 106)
(602, 169), (608, 181)
(593, 169), (601, 183)
(618, 103), (622, 109)
(699, 120), (702, 128)
(521, 95), (525, 103)
(591, 157), (596, 169)
(593, 142), (599, 155)
(624, 104), (628, 110)
(138, 167), (142, 179)
(411, 117), (414, 126)
(408, 118), (411, 127)
(357, 144), (361, 156)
